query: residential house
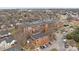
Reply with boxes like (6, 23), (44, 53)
(69, 20), (79, 26)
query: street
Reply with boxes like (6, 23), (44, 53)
(41, 31), (65, 51)
(55, 32), (65, 51)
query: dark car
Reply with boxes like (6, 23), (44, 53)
(64, 42), (69, 48)
(49, 42), (52, 45)
(40, 45), (48, 49)
(40, 46), (45, 49)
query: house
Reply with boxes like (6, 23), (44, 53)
(57, 13), (68, 20)
(0, 36), (18, 51)
(69, 20), (79, 26)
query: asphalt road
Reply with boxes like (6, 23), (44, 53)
(55, 32), (65, 51)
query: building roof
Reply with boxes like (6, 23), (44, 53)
(0, 36), (19, 51)
(31, 32), (46, 40)
(0, 36), (14, 43)
(4, 46), (22, 51)
(0, 31), (9, 35)
(24, 19), (57, 26)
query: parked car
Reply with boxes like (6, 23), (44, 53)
(40, 45), (48, 49)
(0, 32), (11, 39)
(8, 32), (11, 36)
(10, 40), (17, 45)
(49, 42), (52, 45)
(64, 42), (69, 48)
(40, 46), (45, 49)
(43, 45), (48, 48)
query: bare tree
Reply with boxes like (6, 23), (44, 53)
(12, 26), (27, 48)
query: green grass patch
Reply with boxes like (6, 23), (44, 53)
(51, 48), (58, 51)
(10, 28), (17, 35)
(76, 42), (79, 49)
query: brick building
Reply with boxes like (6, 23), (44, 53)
(14, 19), (64, 50)
(31, 33), (49, 47)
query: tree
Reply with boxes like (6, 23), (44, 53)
(66, 27), (79, 42)
(73, 33), (79, 42)
(66, 33), (73, 40)
(11, 26), (27, 47)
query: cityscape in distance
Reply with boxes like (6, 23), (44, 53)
(0, 9), (79, 51)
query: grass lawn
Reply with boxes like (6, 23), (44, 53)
(76, 42), (79, 49)
(51, 48), (58, 51)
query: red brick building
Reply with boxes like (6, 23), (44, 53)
(31, 33), (49, 47)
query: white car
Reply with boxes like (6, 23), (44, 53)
(63, 39), (67, 42)
(10, 40), (17, 45)
(8, 32), (11, 36)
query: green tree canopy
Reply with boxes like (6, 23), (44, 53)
(66, 27), (79, 42)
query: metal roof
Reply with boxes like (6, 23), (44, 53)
(0, 31), (9, 35)
(31, 32), (46, 40)
(0, 36), (14, 43)
(24, 19), (57, 26)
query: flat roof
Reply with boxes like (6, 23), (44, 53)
(0, 36), (14, 43)
(31, 32), (46, 40)
(4, 45), (22, 51)
(0, 31), (9, 35)
(24, 19), (57, 26)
